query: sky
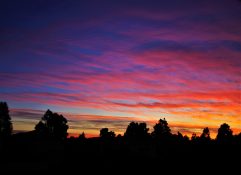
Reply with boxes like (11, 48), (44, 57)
(1, 0), (241, 138)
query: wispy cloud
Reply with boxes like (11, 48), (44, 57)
(1, 0), (241, 137)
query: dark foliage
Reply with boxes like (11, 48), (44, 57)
(216, 123), (233, 143)
(0, 102), (12, 140)
(1, 103), (241, 173)
(100, 128), (116, 139)
(124, 122), (150, 141)
(35, 109), (68, 140)
(200, 127), (211, 143)
(151, 118), (171, 143)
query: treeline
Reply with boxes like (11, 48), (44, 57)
(1, 101), (241, 144)
(1, 101), (241, 173)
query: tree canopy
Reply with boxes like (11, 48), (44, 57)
(151, 118), (171, 140)
(100, 128), (116, 139)
(124, 122), (149, 141)
(216, 123), (233, 143)
(35, 109), (68, 140)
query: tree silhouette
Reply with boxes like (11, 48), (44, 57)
(191, 133), (197, 140)
(124, 122), (149, 141)
(200, 127), (211, 143)
(35, 109), (68, 140)
(1, 100), (241, 173)
(100, 128), (116, 139)
(0, 102), (12, 140)
(78, 132), (86, 140)
(151, 118), (171, 140)
(191, 133), (200, 144)
(235, 132), (241, 144)
(216, 123), (233, 143)
(175, 131), (189, 143)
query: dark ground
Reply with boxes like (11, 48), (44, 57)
(0, 133), (240, 174)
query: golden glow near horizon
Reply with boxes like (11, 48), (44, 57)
(1, 0), (241, 138)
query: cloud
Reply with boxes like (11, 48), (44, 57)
(1, 0), (241, 138)
(9, 108), (241, 138)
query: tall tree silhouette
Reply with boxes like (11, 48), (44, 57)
(151, 118), (171, 140)
(124, 122), (149, 141)
(0, 102), (12, 140)
(35, 109), (68, 140)
(216, 123), (233, 143)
